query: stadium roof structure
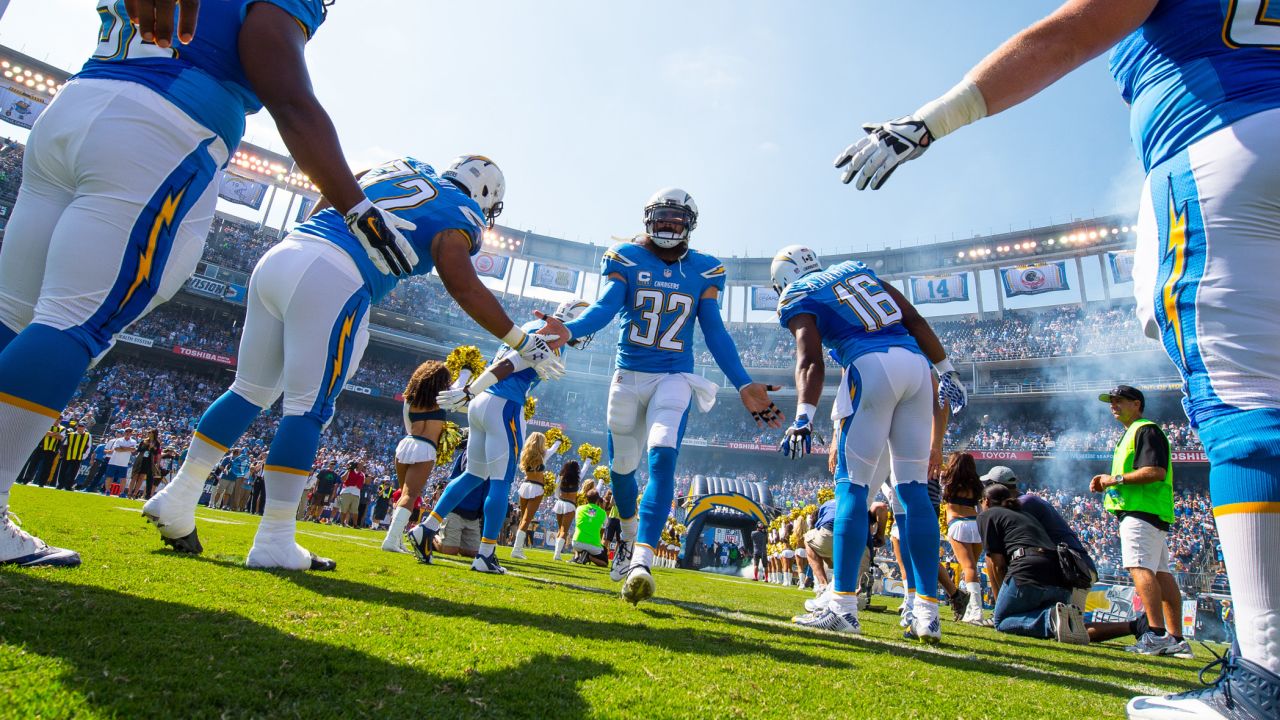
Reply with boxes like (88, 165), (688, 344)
(489, 212), (1136, 283)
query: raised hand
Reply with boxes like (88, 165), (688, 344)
(741, 383), (784, 429)
(834, 116), (933, 190)
(125, 0), (200, 48)
(345, 198), (419, 277)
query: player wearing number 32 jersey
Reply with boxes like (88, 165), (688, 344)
(832, 0), (1280, 715)
(144, 156), (567, 571)
(551, 188), (783, 604)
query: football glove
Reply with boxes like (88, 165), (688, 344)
(780, 414), (815, 459)
(437, 386), (472, 413)
(514, 332), (565, 381)
(938, 370), (968, 414)
(345, 197), (419, 277)
(834, 116), (933, 191)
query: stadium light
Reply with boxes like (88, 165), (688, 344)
(1122, 226), (1130, 232)
(1, 61), (8, 68)
(1046, 238), (1055, 246)
(2, 71), (10, 79)
(957, 251), (965, 258)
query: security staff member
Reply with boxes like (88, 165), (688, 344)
(1089, 385), (1188, 657)
(57, 420), (92, 491)
(28, 422), (64, 487)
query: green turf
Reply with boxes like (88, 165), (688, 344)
(0, 486), (1211, 719)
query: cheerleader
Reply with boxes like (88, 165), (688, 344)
(381, 361), (451, 553)
(510, 432), (549, 559)
(551, 461), (582, 560)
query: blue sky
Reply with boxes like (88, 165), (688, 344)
(0, 1), (1144, 260)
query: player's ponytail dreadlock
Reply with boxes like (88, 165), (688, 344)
(403, 361), (450, 410)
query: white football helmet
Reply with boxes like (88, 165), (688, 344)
(552, 299), (595, 349)
(770, 245), (823, 294)
(443, 155), (505, 227)
(643, 187), (697, 249)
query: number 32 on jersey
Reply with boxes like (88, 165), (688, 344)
(628, 289), (694, 352)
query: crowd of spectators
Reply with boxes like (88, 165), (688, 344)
(0, 138), (24, 201)
(945, 417), (1202, 453)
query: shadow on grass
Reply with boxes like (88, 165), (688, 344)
(0, 572), (611, 720)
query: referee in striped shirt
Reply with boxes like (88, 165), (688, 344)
(56, 420), (92, 491)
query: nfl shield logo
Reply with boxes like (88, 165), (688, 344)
(663, 269), (672, 278)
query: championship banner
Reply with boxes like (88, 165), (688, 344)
(750, 286), (779, 311)
(217, 172), (269, 210)
(173, 346), (236, 366)
(0, 77), (49, 129)
(529, 262), (580, 293)
(295, 196), (316, 222)
(116, 332), (154, 348)
(472, 252), (509, 280)
(1000, 262), (1070, 297)
(909, 274), (969, 304)
(1107, 251), (1135, 284)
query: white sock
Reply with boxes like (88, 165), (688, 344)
(905, 590), (916, 612)
(620, 517), (638, 543)
(1217, 511), (1280, 673)
(384, 507), (410, 543)
(632, 543), (654, 569)
(0, 401), (61, 513)
(254, 468), (308, 545)
(554, 537), (565, 557)
(915, 595), (940, 624)
(167, 434), (228, 506)
(478, 541), (496, 557)
(831, 592), (859, 614)
(514, 530), (526, 550)
(423, 511), (443, 532)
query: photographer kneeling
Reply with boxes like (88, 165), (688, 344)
(978, 483), (1089, 644)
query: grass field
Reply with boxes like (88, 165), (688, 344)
(0, 486), (1211, 719)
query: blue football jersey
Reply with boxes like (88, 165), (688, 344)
(296, 157), (486, 303)
(776, 260), (922, 367)
(487, 320), (565, 404)
(76, 0), (327, 150)
(1109, 0), (1280, 171)
(601, 241), (727, 374)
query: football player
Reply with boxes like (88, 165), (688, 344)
(772, 244), (965, 643)
(543, 188), (783, 604)
(404, 299), (596, 575)
(143, 156), (565, 570)
(0, 1), (416, 567)
(833, 0), (1280, 711)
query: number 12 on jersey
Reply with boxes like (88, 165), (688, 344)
(833, 274), (903, 331)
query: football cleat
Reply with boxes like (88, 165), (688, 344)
(0, 512), (80, 568)
(1126, 653), (1280, 720)
(609, 541), (633, 582)
(904, 616), (942, 645)
(794, 608), (861, 635)
(898, 602), (915, 629)
(142, 491), (201, 554)
(245, 541), (335, 572)
(470, 552), (506, 574)
(406, 523), (436, 565)
(805, 587), (835, 614)
(621, 566), (655, 605)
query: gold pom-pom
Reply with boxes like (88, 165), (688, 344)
(523, 396), (537, 421)
(803, 504), (818, 517)
(593, 465), (610, 482)
(543, 477), (557, 496)
(446, 346), (486, 385)
(435, 422), (463, 466)
(577, 443), (602, 464)
(544, 427), (566, 450)
(817, 486), (835, 504)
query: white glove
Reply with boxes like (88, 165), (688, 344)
(514, 333), (565, 381)
(437, 386), (472, 413)
(344, 197), (419, 276)
(834, 117), (933, 190)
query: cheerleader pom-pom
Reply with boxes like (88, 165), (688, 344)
(436, 422), (463, 466)
(446, 346), (486, 387)
(523, 396), (537, 421)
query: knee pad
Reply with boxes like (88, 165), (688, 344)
(229, 376), (279, 411)
(607, 384), (640, 436)
(609, 432), (640, 475)
(647, 379), (691, 449)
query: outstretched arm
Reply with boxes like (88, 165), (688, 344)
(695, 288), (752, 391)
(545, 276), (627, 341)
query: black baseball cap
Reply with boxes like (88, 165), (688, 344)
(1099, 385), (1144, 405)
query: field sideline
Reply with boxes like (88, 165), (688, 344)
(0, 486), (1210, 719)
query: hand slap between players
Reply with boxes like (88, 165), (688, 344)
(125, 0), (199, 48)
(345, 198), (419, 277)
(780, 413), (825, 460)
(741, 383), (784, 429)
(834, 116), (933, 190)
